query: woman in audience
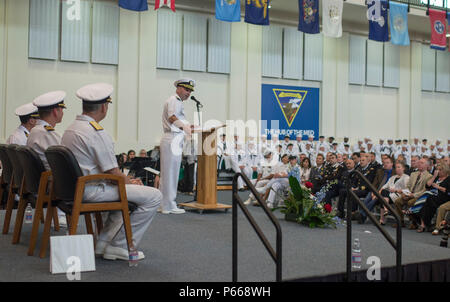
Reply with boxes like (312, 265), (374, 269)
(432, 201), (450, 235)
(139, 149), (148, 157)
(379, 161), (409, 225)
(416, 163), (450, 233)
(300, 157), (312, 183)
(127, 149), (136, 161)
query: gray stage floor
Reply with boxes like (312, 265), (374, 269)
(0, 190), (449, 282)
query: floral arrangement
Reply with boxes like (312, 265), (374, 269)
(276, 175), (337, 228)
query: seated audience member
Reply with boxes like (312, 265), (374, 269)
(357, 156), (395, 224)
(416, 163), (450, 232)
(265, 155), (298, 208)
(396, 155), (410, 175)
(139, 149), (148, 157)
(244, 150), (274, 206)
(300, 157), (312, 183)
(6, 103), (39, 145)
(352, 152), (361, 169)
(310, 153), (326, 194)
(231, 144), (251, 190)
(409, 155), (420, 174)
(379, 161), (410, 225)
(432, 200), (450, 235)
(393, 158), (432, 228)
(337, 154), (376, 219)
(127, 149), (136, 162)
(334, 159), (358, 218)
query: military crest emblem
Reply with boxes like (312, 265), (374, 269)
(272, 89), (308, 127)
(303, 0), (317, 24)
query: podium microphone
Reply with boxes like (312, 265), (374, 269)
(191, 96), (203, 108)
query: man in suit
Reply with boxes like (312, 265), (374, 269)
(393, 158), (432, 228)
(310, 153), (326, 194)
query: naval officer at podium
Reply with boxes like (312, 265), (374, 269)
(159, 78), (195, 214)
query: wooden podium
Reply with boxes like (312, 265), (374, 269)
(179, 125), (231, 213)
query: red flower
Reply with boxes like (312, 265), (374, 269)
(305, 181), (313, 189)
(324, 204), (332, 213)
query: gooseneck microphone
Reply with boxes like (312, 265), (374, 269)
(190, 96), (203, 108)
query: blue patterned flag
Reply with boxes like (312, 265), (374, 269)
(367, 0), (389, 42)
(245, 0), (269, 25)
(119, 0), (148, 11)
(298, 0), (320, 34)
(216, 0), (241, 22)
(389, 2), (409, 46)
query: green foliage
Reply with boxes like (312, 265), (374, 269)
(277, 176), (336, 229)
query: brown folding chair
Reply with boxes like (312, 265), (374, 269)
(16, 146), (56, 255)
(39, 146), (135, 259)
(1, 144), (25, 235)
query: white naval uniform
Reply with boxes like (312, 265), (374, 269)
(26, 120), (61, 170)
(231, 149), (251, 189)
(217, 140), (232, 170)
(6, 125), (30, 145)
(62, 115), (162, 249)
(160, 94), (188, 212)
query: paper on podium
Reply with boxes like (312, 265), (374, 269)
(143, 167), (160, 175)
(192, 124), (226, 133)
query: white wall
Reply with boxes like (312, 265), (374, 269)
(0, 0), (449, 154)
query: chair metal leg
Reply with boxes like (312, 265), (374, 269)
(2, 181), (15, 234)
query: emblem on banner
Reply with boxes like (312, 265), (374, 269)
(272, 89), (308, 127)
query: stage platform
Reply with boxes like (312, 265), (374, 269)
(0, 190), (449, 282)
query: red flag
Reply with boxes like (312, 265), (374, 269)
(155, 0), (176, 12)
(429, 9), (446, 50)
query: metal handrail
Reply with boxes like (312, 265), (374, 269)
(232, 172), (282, 282)
(346, 170), (402, 282)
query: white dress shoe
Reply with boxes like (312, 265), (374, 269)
(161, 207), (185, 214)
(95, 240), (109, 256)
(103, 245), (145, 261)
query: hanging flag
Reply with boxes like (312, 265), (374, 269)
(245, 0), (270, 26)
(298, 0), (320, 34)
(155, 0), (176, 12)
(322, 0), (343, 38)
(119, 0), (148, 11)
(448, 12), (450, 52)
(389, 2), (409, 46)
(429, 9), (447, 50)
(216, 0), (241, 22)
(367, 0), (389, 42)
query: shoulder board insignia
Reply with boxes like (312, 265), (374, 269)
(24, 132), (29, 137)
(44, 125), (54, 132)
(361, 186), (366, 190)
(89, 121), (104, 131)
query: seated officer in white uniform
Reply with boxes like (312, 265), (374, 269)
(6, 103), (39, 145)
(62, 83), (162, 261)
(27, 91), (67, 225)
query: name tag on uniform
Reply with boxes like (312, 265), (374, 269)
(44, 125), (55, 132)
(89, 121), (103, 131)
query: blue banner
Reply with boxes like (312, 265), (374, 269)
(298, 0), (320, 34)
(261, 84), (319, 140)
(216, 0), (241, 22)
(389, 2), (409, 46)
(367, 0), (389, 42)
(245, 0), (270, 25)
(119, 0), (148, 11)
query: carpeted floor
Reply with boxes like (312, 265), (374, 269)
(0, 190), (449, 282)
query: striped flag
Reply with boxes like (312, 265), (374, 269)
(429, 9), (446, 50)
(118, 0), (148, 11)
(155, 0), (176, 12)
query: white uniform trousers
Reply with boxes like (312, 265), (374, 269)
(232, 165), (252, 190)
(267, 178), (289, 206)
(160, 132), (184, 211)
(83, 183), (162, 249)
(248, 179), (270, 200)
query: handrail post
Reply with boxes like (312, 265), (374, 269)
(346, 173), (352, 282)
(232, 175), (238, 282)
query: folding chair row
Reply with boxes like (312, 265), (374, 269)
(0, 144), (136, 259)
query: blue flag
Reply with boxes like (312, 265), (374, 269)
(245, 0), (269, 26)
(367, 0), (389, 42)
(389, 2), (409, 46)
(298, 0), (320, 34)
(216, 0), (241, 22)
(119, 0), (148, 11)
